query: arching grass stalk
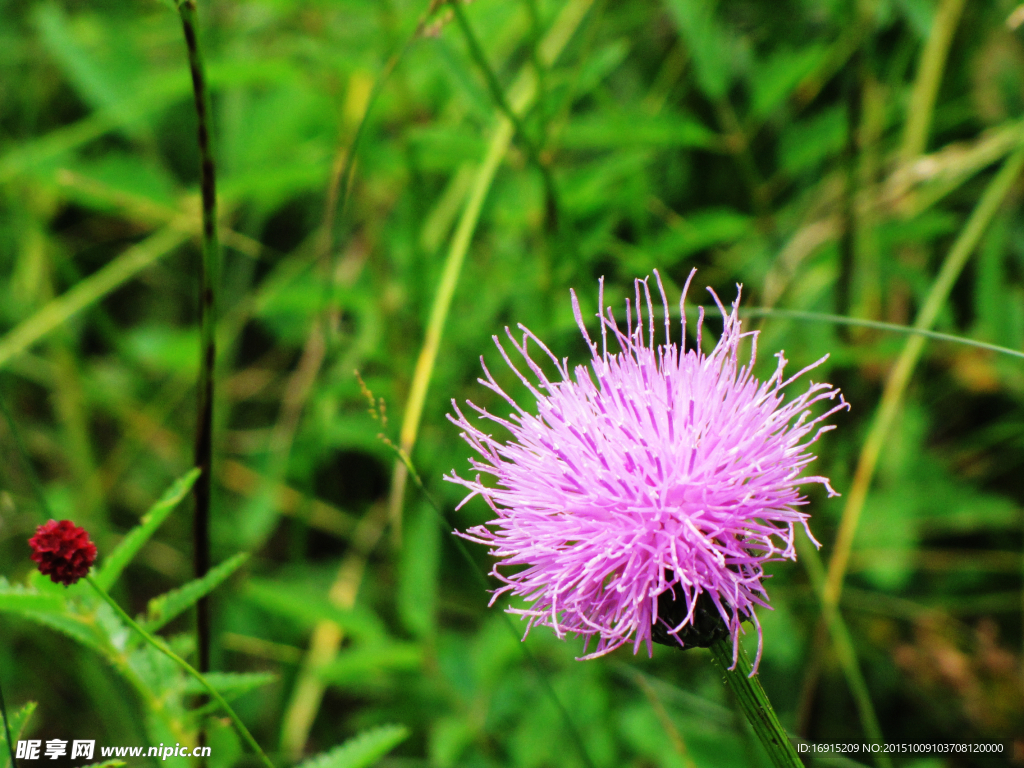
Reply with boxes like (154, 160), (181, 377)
(738, 307), (1024, 361)
(175, 0), (219, 680)
(823, 144), (1024, 614)
(708, 641), (802, 768)
(85, 576), (273, 768)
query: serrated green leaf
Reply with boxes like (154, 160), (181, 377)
(0, 579), (108, 652)
(0, 701), (37, 768)
(245, 581), (386, 641)
(973, 213), (1009, 345)
(296, 724), (409, 768)
(8, 609), (109, 655)
(94, 469), (201, 591)
(183, 671), (277, 698)
(144, 553), (249, 632)
(128, 642), (184, 715)
(27, 569), (91, 600)
(0, 579), (66, 613)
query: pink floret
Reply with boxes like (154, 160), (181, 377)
(447, 270), (847, 672)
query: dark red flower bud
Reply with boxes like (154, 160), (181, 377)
(28, 520), (97, 586)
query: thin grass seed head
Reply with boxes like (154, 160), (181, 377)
(446, 271), (847, 670)
(28, 519), (97, 586)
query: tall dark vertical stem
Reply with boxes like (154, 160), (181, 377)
(176, 0), (219, 683)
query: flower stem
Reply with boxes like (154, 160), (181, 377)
(709, 639), (802, 768)
(176, 0), (219, 682)
(85, 576), (274, 768)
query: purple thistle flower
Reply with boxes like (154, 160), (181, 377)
(446, 271), (847, 670)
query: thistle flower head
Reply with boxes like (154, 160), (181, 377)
(28, 519), (97, 586)
(447, 271), (847, 668)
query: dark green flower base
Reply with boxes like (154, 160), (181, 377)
(651, 588), (733, 649)
(651, 588), (803, 766)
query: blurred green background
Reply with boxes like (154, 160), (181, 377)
(1, 0), (1023, 766)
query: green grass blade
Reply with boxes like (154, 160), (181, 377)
(899, 0), (965, 163)
(0, 702), (37, 768)
(144, 552), (249, 632)
(0, 228), (189, 372)
(295, 724), (409, 768)
(448, 0), (561, 229)
(388, 0), (596, 542)
(397, 501), (440, 638)
(93, 468), (201, 591)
